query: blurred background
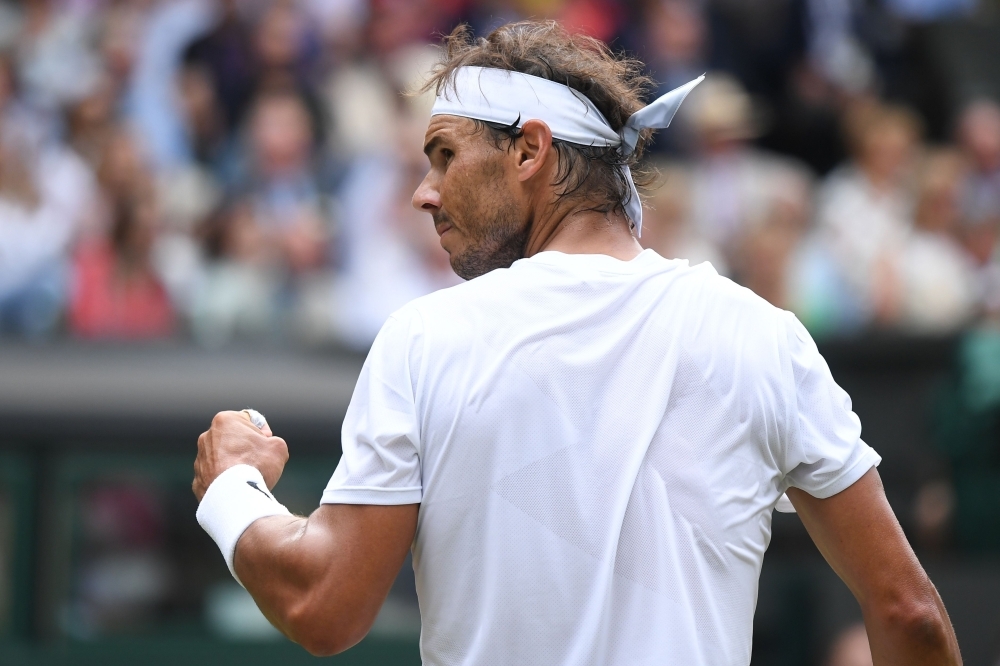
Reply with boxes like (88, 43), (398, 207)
(0, 0), (998, 663)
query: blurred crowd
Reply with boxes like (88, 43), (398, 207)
(0, 0), (998, 348)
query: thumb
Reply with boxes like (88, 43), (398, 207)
(241, 409), (272, 437)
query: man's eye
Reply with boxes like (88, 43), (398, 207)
(441, 149), (454, 161)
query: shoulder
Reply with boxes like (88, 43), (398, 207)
(674, 264), (801, 376)
(390, 267), (515, 320)
(676, 260), (784, 323)
(379, 271), (507, 345)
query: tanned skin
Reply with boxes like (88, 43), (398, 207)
(193, 115), (961, 662)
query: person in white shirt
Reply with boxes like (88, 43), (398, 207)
(814, 102), (922, 327)
(192, 21), (961, 665)
(898, 148), (977, 333)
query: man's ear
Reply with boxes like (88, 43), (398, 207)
(515, 119), (554, 183)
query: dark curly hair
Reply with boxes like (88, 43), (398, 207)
(422, 21), (656, 223)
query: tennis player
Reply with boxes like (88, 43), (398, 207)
(194, 21), (961, 665)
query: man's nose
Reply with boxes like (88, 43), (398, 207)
(412, 173), (441, 212)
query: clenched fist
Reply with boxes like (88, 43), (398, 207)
(193, 411), (289, 502)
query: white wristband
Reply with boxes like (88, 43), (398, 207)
(196, 464), (292, 585)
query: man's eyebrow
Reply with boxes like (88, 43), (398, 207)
(423, 136), (444, 157)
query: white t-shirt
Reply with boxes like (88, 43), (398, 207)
(322, 249), (880, 665)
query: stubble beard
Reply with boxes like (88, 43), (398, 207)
(445, 197), (529, 281)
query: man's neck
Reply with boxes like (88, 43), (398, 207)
(524, 207), (644, 261)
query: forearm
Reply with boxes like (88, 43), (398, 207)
(234, 514), (316, 639)
(863, 582), (961, 666)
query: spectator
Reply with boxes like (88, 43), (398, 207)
(805, 0), (876, 98)
(65, 72), (118, 172)
(182, 0), (257, 137)
(643, 1), (709, 99)
(958, 100), (1000, 193)
(95, 0), (146, 89)
(175, 62), (230, 172)
(191, 85), (333, 345)
(183, 0), (324, 148)
(123, 0), (213, 171)
(10, 0), (102, 111)
(955, 99), (1000, 294)
(0, 50), (47, 148)
(237, 85), (331, 273)
(190, 201), (277, 347)
(737, 191), (811, 310)
(957, 99), (1000, 223)
(77, 123), (153, 245)
(639, 162), (728, 275)
(0, 91), (93, 337)
(897, 148), (977, 332)
(682, 73), (814, 268)
(69, 188), (175, 339)
(0, 124), (65, 336)
(253, 0), (323, 91)
(321, 34), (404, 161)
(366, 0), (454, 58)
(641, 0), (708, 156)
(815, 101), (922, 329)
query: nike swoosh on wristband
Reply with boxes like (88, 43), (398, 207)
(246, 480), (272, 500)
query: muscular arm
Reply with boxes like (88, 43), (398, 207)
(234, 503), (418, 656)
(787, 469), (961, 665)
(193, 411), (419, 656)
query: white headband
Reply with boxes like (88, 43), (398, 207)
(431, 66), (704, 235)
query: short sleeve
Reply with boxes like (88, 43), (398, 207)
(321, 311), (423, 505)
(780, 312), (881, 498)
